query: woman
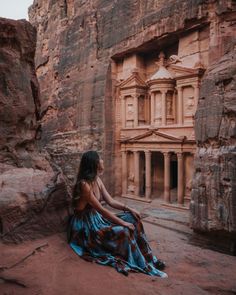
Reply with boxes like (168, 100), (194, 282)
(68, 150), (167, 277)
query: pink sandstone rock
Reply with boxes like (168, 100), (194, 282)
(28, 0), (210, 190)
(0, 18), (70, 243)
(191, 49), (236, 236)
(28, 0), (236, 245)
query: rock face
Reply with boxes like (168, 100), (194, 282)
(29, 0), (210, 188)
(0, 18), (70, 243)
(191, 4), (236, 237)
(28, 0), (236, 240)
(0, 18), (41, 169)
(0, 168), (69, 243)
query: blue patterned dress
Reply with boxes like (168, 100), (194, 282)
(67, 202), (167, 277)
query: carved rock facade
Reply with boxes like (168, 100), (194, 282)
(29, 0), (210, 187)
(29, 1), (236, 239)
(116, 51), (204, 206)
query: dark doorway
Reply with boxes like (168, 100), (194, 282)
(139, 151), (145, 197)
(151, 152), (164, 199)
(170, 154), (178, 202)
(171, 160), (178, 189)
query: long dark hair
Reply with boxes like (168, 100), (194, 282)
(72, 150), (100, 204)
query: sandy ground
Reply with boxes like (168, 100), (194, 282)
(1, 216), (236, 295)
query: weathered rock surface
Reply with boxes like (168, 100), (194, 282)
(29, 0), (236, 241)
(0, 18), (41, 169)
(190, 5), (236, 238)
(0, 168), (69, 243)
(28, 0), (209, 189)
(0, 18), (70, 243)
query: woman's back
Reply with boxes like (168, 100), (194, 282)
(73, 178), (102, 212)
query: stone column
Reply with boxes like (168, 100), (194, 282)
(134, 95), (138, 127)
(177, 152), (184, 205)
(121, 96), (126, 128)
(161, 91), (166, 126)
(150, 92), (155, 126)
(164, 152), (171, 203)
(134, 151), (140, 196)
(121, 151), (127, 196)
(194, 84), (200, 114)
(145, 150), (151, 199)
(174, 90), (178, 124)
(177, 87), (183, 125)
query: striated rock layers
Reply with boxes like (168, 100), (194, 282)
(191, 3), (236, 241)
(29, 0), (236, 241)
(0, 18), (70, 243)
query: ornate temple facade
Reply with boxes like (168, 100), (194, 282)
(113, 34), (207, 207)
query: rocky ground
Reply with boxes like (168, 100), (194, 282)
(1, 199), (236, 295)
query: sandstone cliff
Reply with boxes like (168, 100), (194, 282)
(0, 18), (70, 243)
(29, 0), (236, 241)
(29, 0), (209, 188)
(191, 3), (236, 238)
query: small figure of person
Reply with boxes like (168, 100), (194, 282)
(67, 150), (167, 277)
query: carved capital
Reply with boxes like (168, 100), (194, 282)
(133, 150), (140, 154)
(145, 150), (151, 155)
(176, 86), (183, 92)
(163, 152), (171, 159)
(177, 152), (183, 159)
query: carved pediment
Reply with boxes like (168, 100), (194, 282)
(122, 130), (184, 143)
(119, 72), (147, 90)
(168, 64), (205, 79)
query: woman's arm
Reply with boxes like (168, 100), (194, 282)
(81, 181), (134, 230)
(98, 178), (141, 219)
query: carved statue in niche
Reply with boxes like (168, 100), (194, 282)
(186, 96), (194, 115)
(183, 86), (195, 120)
(186, 179), (192, 197)
(127, 104), (133, 114)
(155, 93), (162, 119)
(138, 96), (145, 122)
(187, 96), (194, 108)
(166, 92), (173, 116)
(127, 173), (135, 193)
(126, 100), (134, 120)
(125, 96), (134, 127)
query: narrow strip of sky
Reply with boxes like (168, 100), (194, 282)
(0, 0), (34, 20)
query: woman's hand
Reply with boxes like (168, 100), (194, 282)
(123, 222), (135, 231)
(128, 208), (141, 220)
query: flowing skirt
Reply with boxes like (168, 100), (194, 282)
(68, 208), (167, 277)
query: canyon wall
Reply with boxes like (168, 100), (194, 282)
(29, 0), (236, 238)
(29, 0), (208, 189)
(0, 18), (70, 243)
(191, 3), (236, 239)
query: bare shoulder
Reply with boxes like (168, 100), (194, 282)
(80, 180), (91, 195)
